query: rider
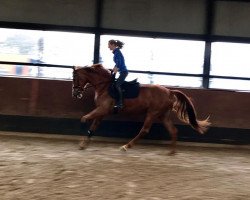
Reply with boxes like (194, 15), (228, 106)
(108, 39), (128, 109)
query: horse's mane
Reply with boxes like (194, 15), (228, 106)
(89, 64), (112, 78)
(76, 64), (111, 79)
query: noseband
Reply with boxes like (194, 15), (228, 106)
(72, 86), (84, 99)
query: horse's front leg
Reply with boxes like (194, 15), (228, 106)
(79, 107), (108, 150)
(79, 117), (103, 150)
(80, 105), (109, 122)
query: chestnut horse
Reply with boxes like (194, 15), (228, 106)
(72, 64), (210, 155)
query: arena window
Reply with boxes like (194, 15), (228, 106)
(0, 28), (249, 91)
(100, 35), (205, 87)
(210, 42), (250, 91)
(0, 28), (94, 79)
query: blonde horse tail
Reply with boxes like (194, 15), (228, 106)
(171, 90), (211, 134)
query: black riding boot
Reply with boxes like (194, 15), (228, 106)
(115, 86), (123, 109)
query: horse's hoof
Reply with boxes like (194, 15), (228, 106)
(79, 138), (91, 150)
(120, 145), (128, 151)
(167, 150), (176, 156)
(79, 145), (86, 150)
(79, 143), (87, 150)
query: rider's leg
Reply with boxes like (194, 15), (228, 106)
(115, 84), (123, 108)
(114, 71), (128, 108)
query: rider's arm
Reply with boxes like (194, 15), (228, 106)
(114, 51), (123, 71)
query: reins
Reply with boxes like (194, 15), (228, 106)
(80, 80), (112, 92)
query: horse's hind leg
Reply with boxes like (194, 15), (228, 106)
(120, 114), (154, 151)
(162, 114), (178, 155)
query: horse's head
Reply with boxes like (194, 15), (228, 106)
(72, 64), (112, 99)
(72, 66), (89, 99)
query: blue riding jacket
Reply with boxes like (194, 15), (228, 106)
(113, 48), (128, 72)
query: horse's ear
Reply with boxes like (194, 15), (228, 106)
(92, 63), (103, 68)
(73, 66), (82, 70)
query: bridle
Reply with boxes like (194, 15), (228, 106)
(72, 69), (112, 99)
(72, 70), (84, 99)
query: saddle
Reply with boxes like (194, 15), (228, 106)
(108, 79), (140, 100)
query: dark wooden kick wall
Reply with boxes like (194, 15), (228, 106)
(0, 77), (249, 144)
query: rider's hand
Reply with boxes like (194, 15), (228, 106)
(113, 66), (118, 74)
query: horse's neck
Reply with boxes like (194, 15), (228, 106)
(91, 76), (110, 96)
(95, 84), (109, 95)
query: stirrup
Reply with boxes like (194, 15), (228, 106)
(113, 104), (123, 114)
(114, 104), (123, 109)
